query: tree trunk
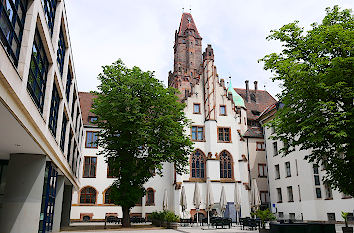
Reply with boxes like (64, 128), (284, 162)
(122, 206), (131, 227)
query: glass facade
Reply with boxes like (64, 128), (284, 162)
(27, 28), (49, 113)
(56, 27), (65, 75)
(48, 83), (60, 136)
(38, 162), (58, 233)
(0, 0), (28, 65)
(41, 0), (56, 36)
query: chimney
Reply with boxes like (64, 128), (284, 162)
(245, 80), (249, 102)
(254, 81), (258, 91)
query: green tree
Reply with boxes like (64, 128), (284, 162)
(260, 6), (354, 195)
(92, 60), (193, 227)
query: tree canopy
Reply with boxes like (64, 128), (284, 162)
(92, 59), (193, 226)
(260, 6), (354, 195)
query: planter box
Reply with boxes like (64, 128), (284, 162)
(167, 222), (178, 229)
(342, 227), (353, 233)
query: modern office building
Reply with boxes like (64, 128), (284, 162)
(258, 102), (354, 222)
(0, 0), (83, 232)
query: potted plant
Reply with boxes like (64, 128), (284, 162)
(342, 212), (353, 233)
(164, 210), (180, 229)
(254, 209), (276, 233)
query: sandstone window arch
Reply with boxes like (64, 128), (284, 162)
(219, 150), (233, 179)
(190, 149), (206, 180)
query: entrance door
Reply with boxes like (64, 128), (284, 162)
(38, 162), (58, 233)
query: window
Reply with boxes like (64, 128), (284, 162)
(314, 176), (320, 185)
(66, 131), (73, 163)
(0, 0), (28, 65)
(260, 191), (269, 204)
(258, 164), (267, 177)
(193, 103), (200, 114)
(220, 150), (233, 179)
(83, 157), (97, 178)
(287, 186), (294, 202)
(71, 90), (76, 118)
(41, 0), (57, 36)
(65, 71), (72, 100)
(285, 162), (291, 177)
(107, 163), (115, 178)
(327, 213), (336, 221)
(313, 164), (319, 174)
(256, 142), (265, 151)
(85, 131), (98, 148)
(60, 113), (67, 151)
(295, 159), (298, 176)
(190, 149), (205, 179)
(275, 164), (280, 179)
(27, 28), (49, 113)
(80, 186), (96, 204)
(324, 183), (333, 199)
(298, 185), (301, 202)
(219, 105), (226, 115)
(218, 127), (231, 142)
(57, 26), (66, 75)
(278, 212), (284, 218)
(277, 188), (282, 203)
(289, 213), (295, 220)
(89, 116), (97, 123)
(48, 83), (61, 136)
(191, 126), (204, 141)
(316, 187), (322, 198)
(104, 188), (113, 204)
(273, 142), (278, 156)
(146, 188), (155, 206)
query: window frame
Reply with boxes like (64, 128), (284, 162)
(48, 81), (61, 136)
(277, 188), (282, 203)
(219, 150), (234, 180)
(273, 142), (278, 156)
(145, 188), (155, 206)
(287, 186), (294, 202)
(79, 186), (97, 204)
(0, 0), (28, 65)
(256, 141), (265, 151)
(285, 161), (291, 177)
(103, 187), (114, 205)
(258, 163), (267, 178)
(190, 149), (206, 181)
(275, 164), (280, 179)
(191, 126), (204, 142)
(27, 28), (49, 113)
(85, 131), (98, 148)
(82, 156), (97, 178)
(56, 25), (66, 76)
(60, 112), (67, 151)
(41, 0), (57, 36)
(217, 127), (231, 143)
(219, 105), (226, 116)
(260, 191), (269, 204)
(193, 103), (201, 114)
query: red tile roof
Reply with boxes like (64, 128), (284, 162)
(78, 92), (96, 126)
(178, 13), (201, 39)
(234, 88), (277, 121)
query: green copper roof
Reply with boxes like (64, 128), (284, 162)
(227, 80), (245, 107)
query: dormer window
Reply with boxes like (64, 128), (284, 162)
(250, 93), (256, 102)
(89, 116), (97, 123)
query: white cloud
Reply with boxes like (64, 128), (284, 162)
(65, 0), (353, 98)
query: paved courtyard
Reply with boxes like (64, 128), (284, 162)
(60, 222), (351, 233)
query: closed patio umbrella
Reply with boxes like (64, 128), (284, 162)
(234, 182), (241, 223)
(193, 182), (201, 225)
(180, 186), (187, 218)
(251, 179), (261, 212)
(163, 189), (168, 211)
(220, 186), (227, 216)
(205, 177), (214, 226)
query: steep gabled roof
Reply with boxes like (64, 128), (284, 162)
(78, 92), (96, 126)
(178, 12), (201, 38)
(234, 88), (277, 121)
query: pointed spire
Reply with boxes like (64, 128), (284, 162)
(178, 13), (201, 38)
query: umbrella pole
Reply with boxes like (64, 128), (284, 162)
(207, 210), (210, 228)
(196, 210), (198, 226)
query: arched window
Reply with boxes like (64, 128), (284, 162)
(146, 188), (155, 206)
(191, 149), (206, 179)
(104, 187), (113, 204)
(220, 150), (233, 179)
(80, 186), (96, 204)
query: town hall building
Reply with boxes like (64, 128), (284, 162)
(70, 12), (276, 222)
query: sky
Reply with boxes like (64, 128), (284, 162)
(65, 0), (353, 99)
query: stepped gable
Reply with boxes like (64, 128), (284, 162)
(78, 92), (96, 125)
(234, 88), (276, 121)
(178, 12), (201, 38)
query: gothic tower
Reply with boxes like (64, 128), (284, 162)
(168, 13), (202, 98)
